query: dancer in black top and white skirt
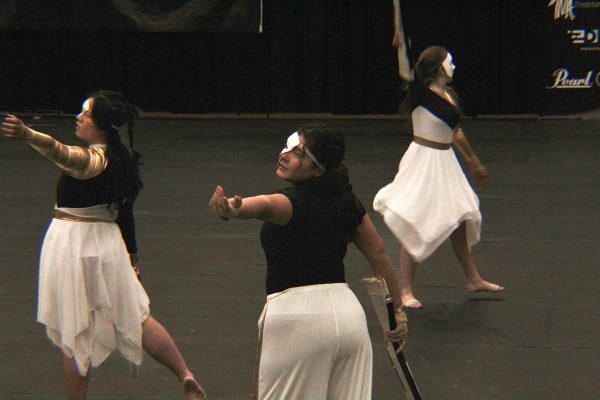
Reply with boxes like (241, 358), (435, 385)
(373, 46), (504, 309)
(2, 91), (206, 399)
(210, 127), (408, 399)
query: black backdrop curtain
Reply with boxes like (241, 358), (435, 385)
(0, 0), (598, 115)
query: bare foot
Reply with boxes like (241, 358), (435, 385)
(401, 297), (423, 309)
(465, 279), (504, 293)
(182, 373), (207, 400)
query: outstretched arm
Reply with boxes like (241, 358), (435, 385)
(209, 185), (292, 225)
(2, 114), (106, 179)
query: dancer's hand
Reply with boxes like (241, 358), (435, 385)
(468, 159), (491, 186)
(2, 114), (30, 140)
(385, 307), (408, 352)
(209, 186), (242, 220)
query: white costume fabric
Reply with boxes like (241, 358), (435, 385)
(256, 283), (372, 400)
(373, 105), (481, 262)
(37, 205), (150, 375)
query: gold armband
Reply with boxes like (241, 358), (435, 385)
(26, 130), (107, 179)
(226, 197), (241, 218)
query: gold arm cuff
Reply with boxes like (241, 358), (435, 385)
(26, 130), (107, 179)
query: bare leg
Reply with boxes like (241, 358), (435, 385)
(450, 222), (504, 292)
(62, 355), (90, 400)
(400, 246), (423, 308)
(142, 315), (207, 399)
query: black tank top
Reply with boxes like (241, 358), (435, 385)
(54, 162), (138, 253)
(260, 187), (365, 295)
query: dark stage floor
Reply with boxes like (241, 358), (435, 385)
(1, 116), (599, 399)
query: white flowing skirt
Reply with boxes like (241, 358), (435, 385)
(256, 283), (372, 400)
(37, 205), (150, 376)
(373, 142), (481, 262)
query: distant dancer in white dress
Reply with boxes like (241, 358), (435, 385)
(373, 46), (504, 309)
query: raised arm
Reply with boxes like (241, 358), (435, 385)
(209, 185), (293, 225)
(2, 114), (106, 179)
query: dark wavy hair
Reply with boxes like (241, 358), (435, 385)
(88, 90), (142, 205)
(415, 45), (448, 84)
(297, 126), (365, 241)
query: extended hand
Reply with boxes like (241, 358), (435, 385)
(209, 185), (242, 220)
(2, 114), (29, 140)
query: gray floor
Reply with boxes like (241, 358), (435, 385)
(1, 116), (599, 399)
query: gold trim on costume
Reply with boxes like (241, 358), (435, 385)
(53, 209), (113, 223)
(25, 129), (107, 179)
(413, 136), (452, 150)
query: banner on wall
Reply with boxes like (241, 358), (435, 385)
(541, 0), (600, 114)
(0, 0), (262, 33)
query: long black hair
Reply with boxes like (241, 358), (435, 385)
(89, 90), (142, 205)
(297, 126), (365, 241)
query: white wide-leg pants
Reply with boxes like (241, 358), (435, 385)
(256, 283), (372, 400)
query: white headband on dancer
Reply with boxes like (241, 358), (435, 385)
(442, 53), (455, 78)
(280, 132), (325, 171)
(79, 98), (91, 118)
(80, 98), (125, 132)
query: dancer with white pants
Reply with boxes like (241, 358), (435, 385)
(210, 127), (408, 399)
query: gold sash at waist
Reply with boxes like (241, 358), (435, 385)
(53, 209), (114, 223)
(413, 136), (452, 150)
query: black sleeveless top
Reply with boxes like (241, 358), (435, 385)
(55, 162), (138, 253)
(260, 186), (366, 295)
